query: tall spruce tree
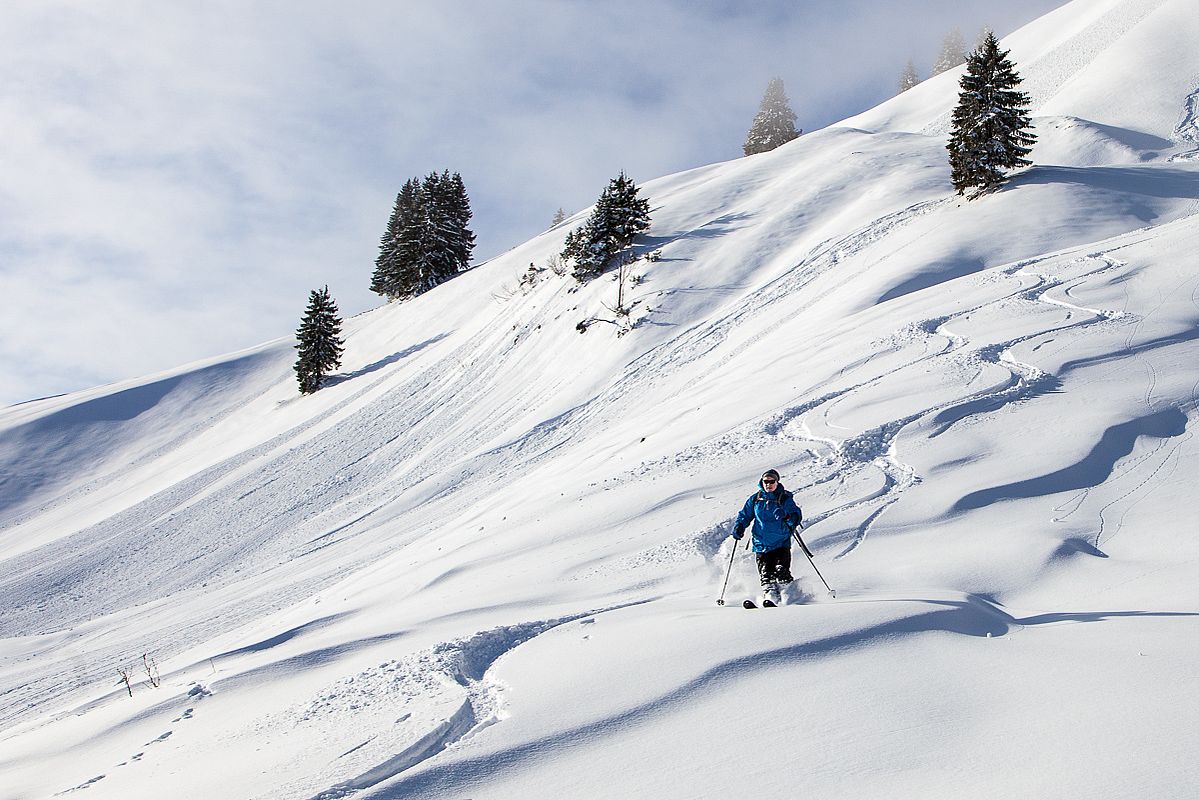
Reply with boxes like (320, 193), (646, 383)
(445, 171), (476, 272)
(370, 172), (475, 301)
(932, 28), (967, 76)
(898, 60), (920, 93)
(550, 207), (567, 227)
(422, 171), (460, 287)
(743, 77), (801, 156)
(946, 32), (1036, 196)
(561, 171), (651, 281)
(294, 286), (345, 394)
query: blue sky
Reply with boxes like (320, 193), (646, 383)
(0, 0), (1062, 406)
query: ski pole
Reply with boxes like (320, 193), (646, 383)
(793, 523), (836, 598)
(716, 537), (739, 606)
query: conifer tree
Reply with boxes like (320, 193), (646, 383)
(371, 179), (419, 300)
(370, 172), (475, 301)
(743, 77), (801, 156)
(561, 172), (651, 281)
(898, 60), (920, 93)
(550, 207), (567, 227)
(421, 170), (460, 287)
(932, 28), (967, 75)
(445, 171), (476, 272)
(946, 32), (1036, 197)
(294, 286), (345, 394)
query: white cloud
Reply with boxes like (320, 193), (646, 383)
(0, 0), (1062, 405)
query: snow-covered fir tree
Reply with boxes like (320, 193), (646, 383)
(436, 171), (476, 275)
(742, 77), (801, 156)
(898, 60), (920, 93)
(370, 172), (475, 301)
(294, 286), (345, 394)
(947, 32), (1036, 197)
(370, 179), (418, 300)
(561, 172), (651, 281)
(932, 28), (967, 75)
(550, 207), (567, 227)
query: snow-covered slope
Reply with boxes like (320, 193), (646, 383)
(4, 1), (1199, 797)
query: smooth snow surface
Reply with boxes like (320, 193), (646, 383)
(4, 1), (1199, 797)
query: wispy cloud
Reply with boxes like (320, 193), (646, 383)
(0, 0), (1062, 406)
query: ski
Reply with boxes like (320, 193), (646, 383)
(743, 599), (757, 609)
(762, 599), (777, 608)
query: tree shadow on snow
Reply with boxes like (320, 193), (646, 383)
(324, 334), (449, 388)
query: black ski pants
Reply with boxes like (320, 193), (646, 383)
(756, 546), (793, 585)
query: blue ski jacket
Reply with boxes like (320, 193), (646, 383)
(732, 482), (803, 553)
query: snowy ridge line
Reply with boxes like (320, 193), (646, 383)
(917, 0), (1169, 137)
(305, 601), (648, 800)
(0, 348), (290, 536)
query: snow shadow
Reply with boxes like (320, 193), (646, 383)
(1060, 325), (1199, 373)
(876, 255), (986, 304)
(361, 596), (1199, 798)
(640, 212), (756, 249)
(1051, 537), (1109, 559)
(324, 334), (449, 387)
(0, 350), (280, 517)
(1076, 121), (1175, 155)
(952, 407), (1188, 512)
(209, 630), (410, 694)
(930, 373), (1064, 437)
(1008, 165), (1199, 200)
(212, 612), (353, 659)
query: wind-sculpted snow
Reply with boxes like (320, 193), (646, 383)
(954, 407), (1188, 512)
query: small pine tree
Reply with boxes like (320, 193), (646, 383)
(550, 207), (567, 227)
(932, 28), (967, 76)
(561, 172), (651, 281)
(294, 286), (345, 394)
(898, 60), (920, 93)
(743, 77), (801, 156)
(946, 32), (1037, 197)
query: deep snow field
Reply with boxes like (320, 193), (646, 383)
(4, 0), (1199, 797)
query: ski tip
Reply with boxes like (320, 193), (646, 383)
(743, 600), (757, 609)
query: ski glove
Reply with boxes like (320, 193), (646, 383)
(731, 528), (744, 540)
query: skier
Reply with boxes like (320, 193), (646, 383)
(731, 469), (803, 607)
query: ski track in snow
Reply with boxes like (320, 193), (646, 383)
(296, 604), (641, 800)
(598, 238), (1149, 568)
